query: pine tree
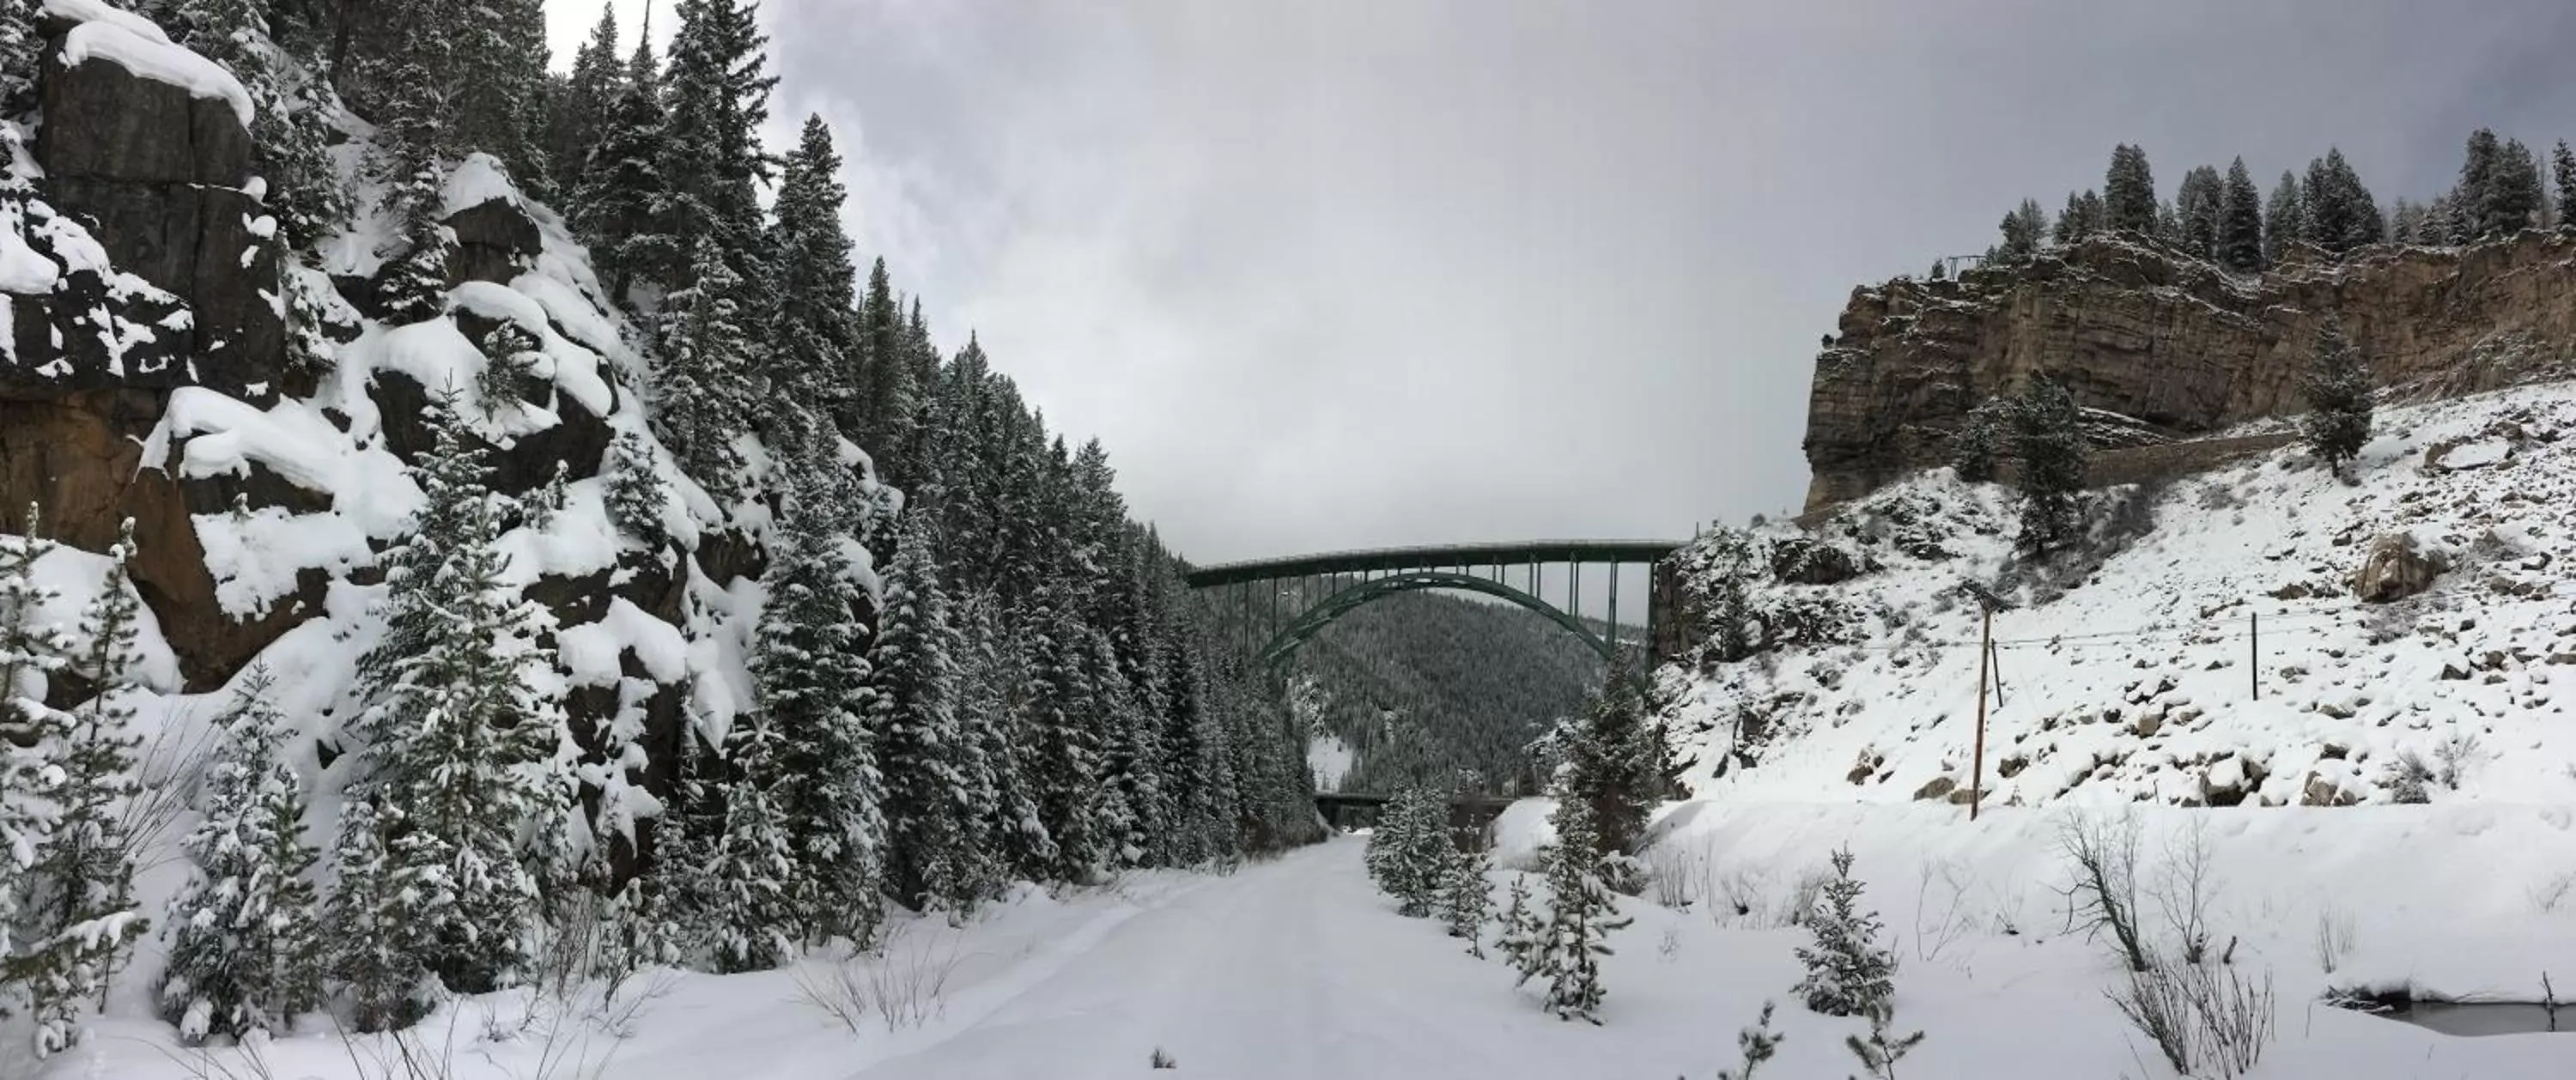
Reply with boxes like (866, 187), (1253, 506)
(2174, 164), (2221, 258)
(158, 667), (322, 1045)
(453, 0), (548, 193)
(2306, 149), (2382, 254)
(0, 2), (37, 113)
(323, 800), (430, 1032)
(2300, 316), (2373, 478)
(1440, 846), (1492, 956)
(574, 33), (675, 303)
(0, 510), (72, 1022)
(954, 589), (1049, 889)
(2482, 137), (2545, 240)
(604, 428), (670, 547)
(2263, 171), (2303, 263)
(1535, 798), (1630, 1023)
(873, 511), (982, 912)
(660, 0), (778, 276)
(1845, 1003), (1928, 1080)
(544, 5), (623, 199)
(1498, 874), (1545, 983)
(1994, 198), (2044, 262)
(653, 236), (756, 489)
(2555, 141), (2576, 235)
(1552, 656), (1662, 857)
(856, 259), (916, 473)
(2104, 144), (2158, 235)
(476, 320), (544, 413)
(705, 711), (801, 973)
(1024, 590), (1106, 881)
(23, 520), (150, 1035)
(2453, 128), (2500, 242)
(2052, 190), (2100, 246)
(2009, 374), (2087, 555)
(770, 116), (865, 429)
(1792, 846), (1897, 1016)
(375, 146), (453, 325)
(1951, 397), (2004, 482)
(753, 464), (884, 943)
(2215, 158), (2265, 272)
(1715, 1002), (1786, 1080)
(349, 387), (552, 996)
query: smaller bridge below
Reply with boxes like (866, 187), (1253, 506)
(1314, 792), (1520, 851)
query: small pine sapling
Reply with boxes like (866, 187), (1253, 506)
(1845, 1003), (1927, 1080)
(1440, 846), (1493, 956)
(1498, 876), (1545, 980)
(1792, 846), (1898, 1016)
(1713, 1000), (1784, 1080)
(1537, 799), (1632, 1023)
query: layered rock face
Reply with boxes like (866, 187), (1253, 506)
(1801, 234), (2576, 509)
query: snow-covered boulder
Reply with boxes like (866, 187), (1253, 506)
(2350, 530), (2449, 603)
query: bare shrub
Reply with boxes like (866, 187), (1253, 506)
(1784, 864), (1834, 927)
(2312, 906), (2357, 974)
(2434, 731), (2484, 788)
(1912, 858), (1976, 965)
(1150, 1047), (1177, 1069)
(2150, 819), (2219, 965)
(2055, 810), (2152, 972)
(2106, 958), (2276, 1079)
(2390, 750), (2434, 804)
(2530, 872), (2576, 914)
(794, 924), (967, 1034)
(122, 713), (219, 874)
(1643, 840), (1710, 909)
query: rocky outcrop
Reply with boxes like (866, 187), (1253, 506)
(1802, 234), (2576, 509)
(27, 10), (283, 400)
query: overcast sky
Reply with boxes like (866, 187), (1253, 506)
(544, 0), (2576, 575)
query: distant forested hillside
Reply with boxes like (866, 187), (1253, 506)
(1287, 592), (1607, 795)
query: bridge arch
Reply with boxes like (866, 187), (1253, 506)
(1257, 569), (1622, 671)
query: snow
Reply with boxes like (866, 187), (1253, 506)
(2434, 438), (2512, 470)
(1, 196), (60, 294)
(441, 152), (525, 217)
(556, 597), (690, 688)
(1306, 732), (1354, 792)
(39, 0), (173, 45)
(44, 829), (2573, 1079)
(1663, 383), (2576, 810)
(55, 14), (255, 129)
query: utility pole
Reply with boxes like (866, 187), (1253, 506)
(1971, 604), (1992, 822)
(2250, 612), (2259, 701)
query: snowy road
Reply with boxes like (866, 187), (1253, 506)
(847, 839), (1543, 1080)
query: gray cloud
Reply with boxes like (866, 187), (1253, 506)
(564, 0), (2576, 577)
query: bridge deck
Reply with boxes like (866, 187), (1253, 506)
(1184, 539), (1686, 588)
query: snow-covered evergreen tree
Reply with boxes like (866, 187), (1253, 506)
(1551, 655), (1662, 857)
(476, 321), (545, 413)
(872, 511), (982, 912)
(574, 31), (674, 302)
(2104, 144), (2157, 235)
(374, 143), (453, 325)
(752, 464), (883, 943)
(1440, 846), (1492, 956)
(0, 3), (36, 112)
(653, 236), (756, 488)
(2216, 157), (2266, 272)
(769, 115), (865, 424)
(2009, 374), (2088, 555)
(856, 259), (916, 473)
(604, 428), (670, 548)
(323, 800), (429, 1032)
(2264, 171), (2303, 262)
(1534, 798), (1630, 1023)
(1951, 397), (2003, 482)
(2174, 164), (2221, 258)
(1024, 590), (1106, 882)
(1498, 874), (1544, 982)
(1791, 846), (1897, 1017)
(2482, 137), (2545, 239)
(545, 3), (625, 198)
(158, 666), (321, 1045)
(2556, 140), (2576, 236)
(2300, 316), (2373, 478)
(21, 519), (150, 1047)
(2306, 149), (2383, 254)
(349, 387), (553, 996)
(661, 0), (777, 272)
(705, 712), (801, 973)
(954, 589), (1048, 889)
(2051, 190), (2098, 246)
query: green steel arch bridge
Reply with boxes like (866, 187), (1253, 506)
(1181, 539), (1692, 683)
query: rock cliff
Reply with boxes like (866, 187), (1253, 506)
(1801, 234), (2576, 509)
